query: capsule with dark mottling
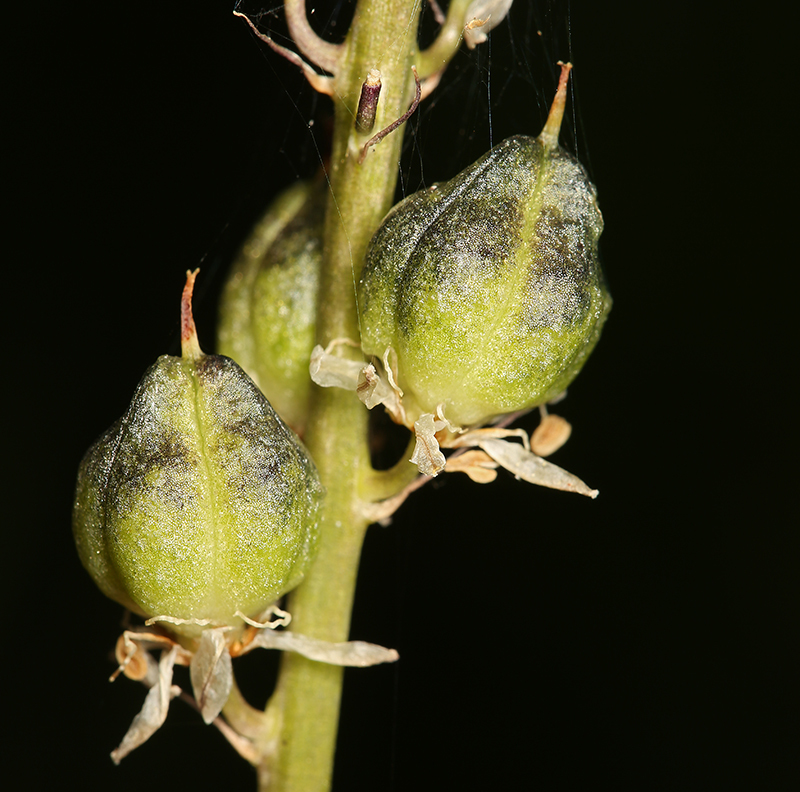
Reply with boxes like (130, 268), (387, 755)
(358, 70), (611, 428)
(218, 180), (324, 435)
(73, 273), (323, 640)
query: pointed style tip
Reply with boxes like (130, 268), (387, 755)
(540, 61), (572, 150)
(181, 268), (204, 360)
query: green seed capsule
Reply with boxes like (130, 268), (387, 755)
(73, 272), (323, 639)
(218, 180), (324, 435)
(358, 65), (611, 428)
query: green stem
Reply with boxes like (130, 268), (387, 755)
(224, 679), (270, 741)
(257, 2), (422, 790)
(364, 435), (420, 502)
(416, 0), (470, 78)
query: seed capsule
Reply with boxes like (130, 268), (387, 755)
(358, 64), (611, 429)
(73, 271), (323, 640)
(218, 180), (324, 435)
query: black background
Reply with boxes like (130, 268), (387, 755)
(7, 2), (795, 790)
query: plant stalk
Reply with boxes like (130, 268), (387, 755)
(258, 2), (422, 790)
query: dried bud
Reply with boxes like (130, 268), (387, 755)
(358, 64), (610, 429)
(218, 180), (324, 435)
(73, 271), (323, 640)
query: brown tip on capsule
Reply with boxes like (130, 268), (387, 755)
(181, 268), (203, 360)
(540, 61), (572, 150)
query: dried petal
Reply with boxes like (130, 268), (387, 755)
(476, 437), (598, 498)
(110, 645), (181, 764)
(309, 344), (363, 389)
(356, 364), (390, 409)
(463, 0), (514, 49)
(410, 413), (448, 476)
(189, 628), (233, 724)
(245, 630), (398, 667)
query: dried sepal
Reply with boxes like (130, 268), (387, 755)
(107, 623), (259, 762)
(312, 345), (597, 496)
(110, 645), (182, 765)
(103, 595), (397, 764)
(406, 411), (594, 495)
(449, 425), (531, 450)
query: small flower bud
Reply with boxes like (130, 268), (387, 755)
(358, 65), (611, 429)
(73, 271), (323, 640)
(218, 180), (324, 435)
